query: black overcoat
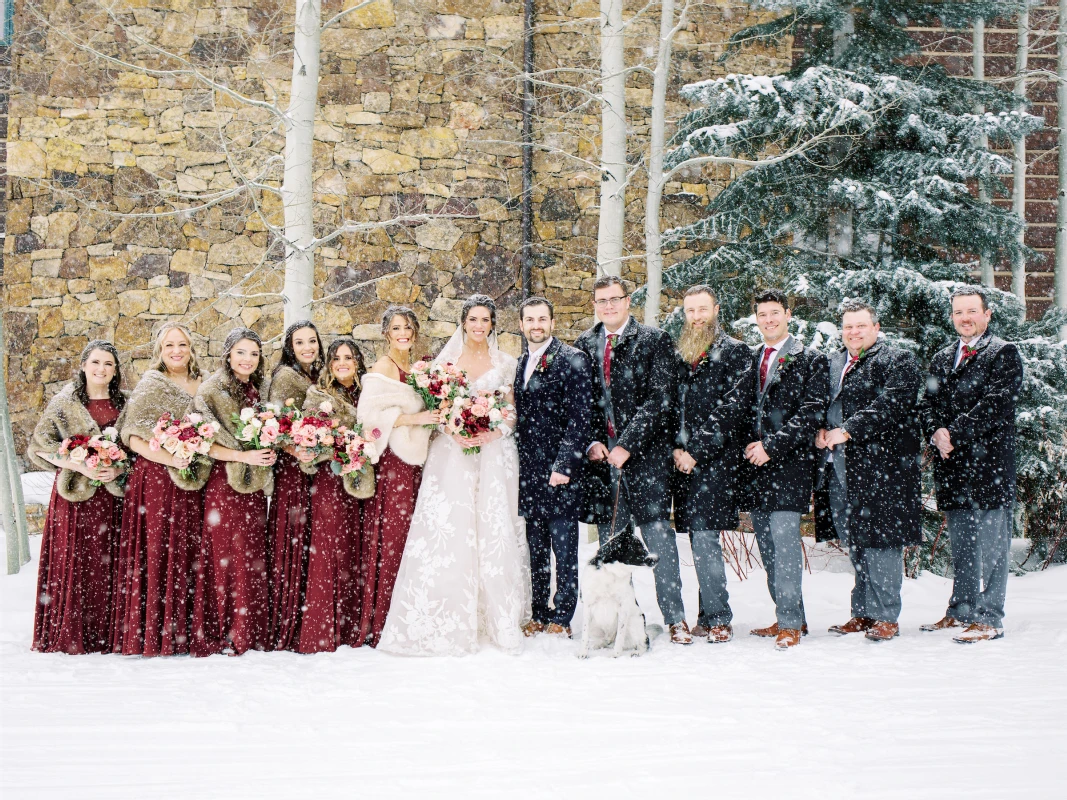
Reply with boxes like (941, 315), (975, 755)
(671, 335), (751, 532)
(514, 338), (593, 521)
(812, 342), (924, 548)
(691, 335), (829, 514)
(920, 332), (1023, 511)
(575, 317), (677, 526)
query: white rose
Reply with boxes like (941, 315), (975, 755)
(488, 408), (503, 423)
(319, 401), (334, 415)
(69, 446), (88, 463)
(102, 427), (118, 441)
(239, 407), (256, 422)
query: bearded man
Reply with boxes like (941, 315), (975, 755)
(671, 285), (751, 643)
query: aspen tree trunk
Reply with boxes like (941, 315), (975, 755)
(975, 17), (995, 287)
(0, 323), (31, 575)
(281, 0), (322, 325)
(1057, 0), (1067, 339)
(1012, 6), (1030, 317)
(597, 0), (627, 278)
(643, 0), (677, 325)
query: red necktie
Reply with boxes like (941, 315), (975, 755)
(843, 354), (860, 379)
(759, 346), (774, 391)
(604, 334), (618, 386)
(604, 334), (618, 438)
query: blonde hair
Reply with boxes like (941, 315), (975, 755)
(147, 322), (201, 379)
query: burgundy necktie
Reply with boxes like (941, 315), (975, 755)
(843, 354), (860, 379)
(759, 346), (774, 391)
(604, 334), (618, 386)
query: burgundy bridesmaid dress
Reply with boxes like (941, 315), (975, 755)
(356, 369), (422, 647)
(299, 383), (362, 653)
(33, 399), (123, 654)
(191, 382), (270, 656)
(267, 451), (311, 651)
(112, 455), (203, 656)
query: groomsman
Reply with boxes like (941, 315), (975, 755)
(696, 288), (828, 649)
(813, 301), (923, 642)
(671, 285), (751, 643)
(576, 276), (692, 644)
(921, 287), (1023, 643)
(514, 296), (593, 637)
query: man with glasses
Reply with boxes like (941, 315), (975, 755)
(576, 275), (692, 644)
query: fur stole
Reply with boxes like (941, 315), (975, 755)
(192, 370), (273, 496)
(299, 384), (375, 499)
(268, 365), (313, 409)
(121, 368), (210, 491)
(356, 372), (431, 467)
(27, 383), (128, 503)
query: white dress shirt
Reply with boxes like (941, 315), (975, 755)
(524, 337), (555, 387)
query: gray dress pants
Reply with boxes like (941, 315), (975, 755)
(750, 511), (806, 630)
(945, 508), (1012, 628)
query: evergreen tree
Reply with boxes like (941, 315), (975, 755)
(635, 0), (1067, 565)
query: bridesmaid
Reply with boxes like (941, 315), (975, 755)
(190, 328), (277, 656)
(298, 337), (373, 653)
(355, 307), (440, 646)
(113, 323), (209, 656)
(266, 319), (324, 651)
(28, 340), (128, 654)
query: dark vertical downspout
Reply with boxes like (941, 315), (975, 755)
(521, 0), (535, 298)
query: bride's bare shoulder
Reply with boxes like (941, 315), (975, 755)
(369, 357), (400, 379)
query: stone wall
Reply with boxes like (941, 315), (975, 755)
(3, 0), (789, 454)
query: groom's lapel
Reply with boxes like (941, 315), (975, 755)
(525, 337), (562, 394)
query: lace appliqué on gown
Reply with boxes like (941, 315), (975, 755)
(378, 358), (532, 656)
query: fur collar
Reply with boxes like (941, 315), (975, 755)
(193, 370), (273, 495)
(121, 368), (209, 491)
(268, 365), (314, 409)
(356, 372), (431, 466)
(298, 384), (376, 498)
(28, 383), (127, 503)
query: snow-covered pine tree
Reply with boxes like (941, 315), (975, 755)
(635, 0), (1067, 564)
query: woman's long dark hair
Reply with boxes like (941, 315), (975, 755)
(219, 328), (266, 397)
(73, 340), (126, 410)
(273, 319), (324, 383)
(319, 337), (367, 406)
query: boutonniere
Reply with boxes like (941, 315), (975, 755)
(777, 352), (794, 370)
(960, 344), (978, 363)
(535, 352), (556, 373)
(691, 350), (709, 371)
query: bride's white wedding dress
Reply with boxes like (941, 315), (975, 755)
(378, 339), (532, 656)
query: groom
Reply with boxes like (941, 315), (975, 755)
(514, 296), (593, 637)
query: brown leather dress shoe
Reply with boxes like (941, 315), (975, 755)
(522, 621), (545, 637)
(544, 623), (572, 638)
(952, 623), (1004, 644)
(774, 629), (801, 649)
(865, 621), (899, 642)
(828, 617), (875, 636)
(920, 615), (961, 632)
(750, 622), (809, 638)
(691, 624), (711, 638)
(706, 624), (733, 644)
(669, 621), (694, 644)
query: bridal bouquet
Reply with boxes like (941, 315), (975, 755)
(232, 402), (283, 449)
(284, 400), (341, 458)
(444, 388), (514, 455)
(330, 423), (379, 477)
(58, 427), (130, 486)
(407, 360), (468, 421)
(149, 412), (218, 480)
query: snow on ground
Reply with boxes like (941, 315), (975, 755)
(2, 531), (1065, 799)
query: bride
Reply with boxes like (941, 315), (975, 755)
(378, 295), (532, 656)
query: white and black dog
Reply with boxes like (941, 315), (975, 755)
(578, 528), (659, 658)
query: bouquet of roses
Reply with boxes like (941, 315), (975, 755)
(149, 412), (219, 480)
(443, 388), (514, 455)
(285, 400), (341, 459)
(406, 359), (468, 424)
(330, 423), (379, 477)
(59, 427), (130, 486)
(232, 402), (283, 449)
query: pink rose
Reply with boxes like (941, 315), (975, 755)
(149, 439), (161, 452)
